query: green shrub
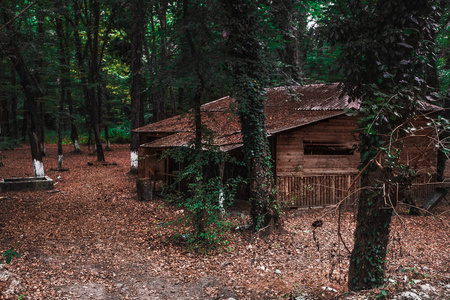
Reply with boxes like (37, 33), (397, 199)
(1, 249), (19, 264)
(164, 143), (242, 252)
(0, 137), (20, 150)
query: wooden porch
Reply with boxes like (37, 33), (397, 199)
(276, 173), (440, 208)
(276, 173), (361, 207)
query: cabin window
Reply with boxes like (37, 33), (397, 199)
(303, 140), (353, 156)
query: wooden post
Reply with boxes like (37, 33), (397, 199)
(137, 177), (152, 201)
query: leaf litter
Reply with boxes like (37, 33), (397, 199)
(0, 144), (448, 299)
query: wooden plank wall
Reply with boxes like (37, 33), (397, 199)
(137, 148), (166, 180)
(276, 115), (360, 175)
(275, 115), (439, 207)
(400, 117), (438, 175)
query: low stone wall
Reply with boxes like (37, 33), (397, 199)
(0, 176), (54, 192)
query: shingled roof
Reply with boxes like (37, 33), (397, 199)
(134, 83), (440, 151)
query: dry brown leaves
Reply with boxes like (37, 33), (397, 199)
(0, 144), (449, 299)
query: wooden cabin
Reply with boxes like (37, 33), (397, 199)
(134, 83), (442, 207)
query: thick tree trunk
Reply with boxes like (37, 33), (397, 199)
(183, 0), (206, 236)
(224, 0), (280, 231)
(3, 6), (44, 175)
(36, 14), (46, 157)
(348, 162), (396, 290)
(130, 0), (146, 174)
(66, 54), (80, 152)
(9, 53), (44, 176)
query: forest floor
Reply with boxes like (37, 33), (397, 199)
(0, 144), (449, 300)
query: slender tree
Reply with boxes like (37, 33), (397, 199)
(436, 2), (450, 181)
(269, 0), (302, 82)
(130, 0), (146, 174)
(87, 0), (105, 161)
(2, 5), (45, 177)
(9, 67), (19, 140)
(54, 4), (81, 153)
(55, 8), (68, 168)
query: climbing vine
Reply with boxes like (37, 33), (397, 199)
(223, 0), (280, 231)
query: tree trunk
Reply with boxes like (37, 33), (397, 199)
(156, 0), (169, 121)
(37, 13), (46, 157)
(224, 0), (280, 231)
(9, 52), (44, 176)
(136, 178), (152, 201)
(170, 86), (177, 116)
(130, 0), (146, 174)
(72, 1), (90, 152)
(270, 0), (300, 82)
(88, 0), (104, 162)
(145, 7), (158, 123)
(3, 9), (45, 177)
(10, 66), (19, 140)
(68, 88), (80, 152)
(55, 15), (66, 169)
(39, 100), (46, 156)
(56, 15), (80, 153)
(348, 161), (396, 290)
(0, 71), (6, 138)
(183, 0), (206, 236)
(437, 94), (450, 181)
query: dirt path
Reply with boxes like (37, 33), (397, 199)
(0, 144), (449, 299)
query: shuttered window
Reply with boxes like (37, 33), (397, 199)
(303, 140), (353, 156)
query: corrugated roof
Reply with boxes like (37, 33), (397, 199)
(136, 83), (442, 150)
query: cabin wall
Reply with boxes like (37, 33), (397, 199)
(400, 117), (437, 175)
(275, 115), (438, 207)
(276, 115), (360, 176)
(138, 147), (166, 181)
